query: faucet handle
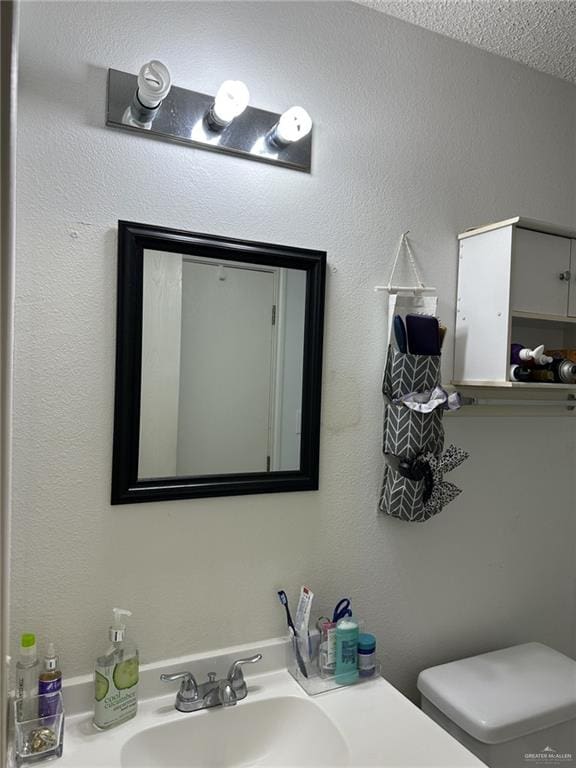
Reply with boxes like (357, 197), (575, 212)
(226, 654), (262, 694)
(218, 679), (237, 707)
(160, 671), (199, 701)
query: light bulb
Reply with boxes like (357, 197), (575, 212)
(211, 80), (250, 127)
(273, 106), (312, 145)
(137, 60), (171, 108)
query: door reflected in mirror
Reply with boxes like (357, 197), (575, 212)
(112, 221), (326, 504)
(139, 252), (306, 479)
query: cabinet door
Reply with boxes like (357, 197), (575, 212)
(569, 240), (576, 318)
(511, 228), (570, 317)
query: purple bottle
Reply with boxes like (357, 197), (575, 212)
(38, 643), (62, 717)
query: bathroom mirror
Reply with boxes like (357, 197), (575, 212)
(112, 221), (326, 504)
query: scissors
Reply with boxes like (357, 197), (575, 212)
(332, 598), (352, 623)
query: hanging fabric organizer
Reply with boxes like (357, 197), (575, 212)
(377, 233), (469, 523)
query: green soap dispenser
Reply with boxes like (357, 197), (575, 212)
(93, 608), (139, 729)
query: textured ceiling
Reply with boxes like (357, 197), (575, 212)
(356, 1), (576, 85)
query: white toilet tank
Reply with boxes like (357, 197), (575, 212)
(417, 643), (576, 768)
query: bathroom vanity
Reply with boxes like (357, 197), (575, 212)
(54, 637), (484, 768)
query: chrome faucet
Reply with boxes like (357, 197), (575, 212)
(161, 653), (262, 713)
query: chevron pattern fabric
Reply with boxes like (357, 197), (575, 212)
(380, 346), (446, 522)
(383, 404), (444, 459)
(379, 465), (428, 522)
(383, 347), (442, 400)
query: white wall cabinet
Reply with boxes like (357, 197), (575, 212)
(454, 217), (576, 388)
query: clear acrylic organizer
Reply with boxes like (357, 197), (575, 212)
(286, 630), (381, 696)
(11, 693), (64, 765)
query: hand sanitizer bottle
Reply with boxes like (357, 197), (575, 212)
(93, 608), (139, 729)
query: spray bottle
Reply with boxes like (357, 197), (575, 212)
(38, 642), (62, 718)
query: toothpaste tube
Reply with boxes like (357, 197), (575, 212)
(319, 619), (337, 676)
(294, 586), (314, 661)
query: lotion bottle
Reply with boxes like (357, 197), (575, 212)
(93, 608), (139, 730)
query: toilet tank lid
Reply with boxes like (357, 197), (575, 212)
(417, 643), (576, 745)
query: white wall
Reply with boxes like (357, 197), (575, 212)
(11, 1), (576, 698)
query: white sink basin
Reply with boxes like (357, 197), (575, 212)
(57, 638), (486, 768)
(121, 696), (348, 768)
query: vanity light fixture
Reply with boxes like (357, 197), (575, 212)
(267, 106), (312, 147)
(206, 80), (250, 130)
(107, 64), (313, 172)
(124, 60), (171, 127)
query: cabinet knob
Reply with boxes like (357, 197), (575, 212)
(559, 270), (571, 281)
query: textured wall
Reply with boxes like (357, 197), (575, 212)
(12, 1), (576, 698)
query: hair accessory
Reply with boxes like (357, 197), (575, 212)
(420, 445), (469, 514)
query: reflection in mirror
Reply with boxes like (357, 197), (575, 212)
(139, 252), (306, 479)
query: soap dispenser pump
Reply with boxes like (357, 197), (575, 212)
(93, 608), (139, 730)
(110, 607), (130, 642)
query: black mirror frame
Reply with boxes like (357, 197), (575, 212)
(112, 220), (326, 504)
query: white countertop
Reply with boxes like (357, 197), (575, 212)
(57, 668), (486, 767)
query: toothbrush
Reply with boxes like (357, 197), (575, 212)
(277, 590), (296, 632)
(277, 591), (308, 678)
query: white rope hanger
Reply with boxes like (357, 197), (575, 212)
(375, 231), (437, 295)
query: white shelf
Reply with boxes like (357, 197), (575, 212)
(511, 310), (576, 325)
(509, 381), (576, 390)
(449, 382), (576, 413)
(453, 380), (576, 390)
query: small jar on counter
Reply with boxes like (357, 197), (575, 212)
(358, 633), (376, 678)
